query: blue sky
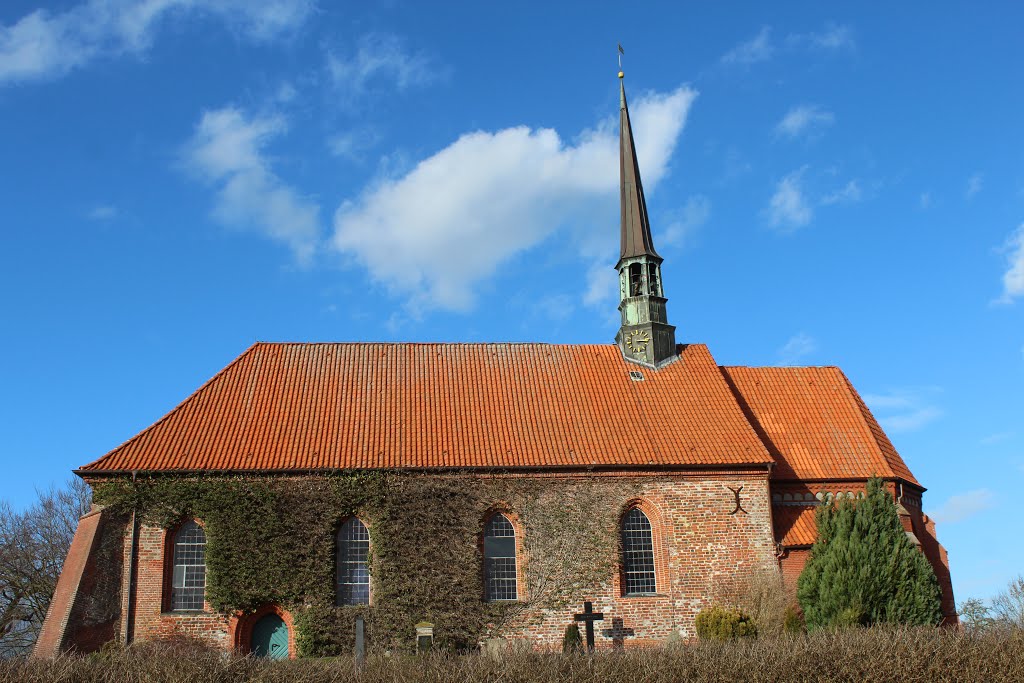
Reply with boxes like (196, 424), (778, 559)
(1, 1), (1021, 604)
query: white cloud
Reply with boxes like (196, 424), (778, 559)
(821, 180), (862, 205)
(583, 262), (620, 310)
(980, 432), (1013, 445)
(995, 223), (1024, 304)
(800, 23), (856, 50)
(327, 33), (439, 99)
(328, 128), (381, 161)
(722, 27), (773, 65)
(767, 168), (812, 232)
(966, 172), (983, 200)
(87, 204), (118, 220)
(184, 107), (320, 262)
(928, 489), (995, 524)
(662, 195), (710, 246)
(880, 406), (942, 432)
(0, 0), (313, 85)
(777, 332), (816, 365)
(863, 388), (943, 433)
(775, 105), (835, 139)
(538, 293), (574, 322)
(333, 87), (697, 312)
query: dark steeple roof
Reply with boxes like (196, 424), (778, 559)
(619, 76), (661, 262)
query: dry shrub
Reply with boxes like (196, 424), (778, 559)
(2, 627), (1023, 683)
(710, 568), (795, 636)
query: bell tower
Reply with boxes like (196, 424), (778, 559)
(614, 71), (677, 366)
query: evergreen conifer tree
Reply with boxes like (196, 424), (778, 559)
(797, 478), (942, 629)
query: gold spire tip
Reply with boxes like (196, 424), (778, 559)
(618, 71), (624, 79)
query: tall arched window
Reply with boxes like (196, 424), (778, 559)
(621, 507), (656, 595)
(647, 262), (661, 296)
(170, 520), (206, 611)
(484, 513), (517, 601)
(336, 518), (370, 606)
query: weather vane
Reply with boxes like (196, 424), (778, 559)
(617, 43), (624, 78)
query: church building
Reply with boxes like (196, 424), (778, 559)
(35, 73), (956, 659)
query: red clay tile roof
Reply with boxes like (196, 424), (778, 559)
(773, 505), (818, 547)
(720, 366), (918, 485)
(78, 343), (774, 473)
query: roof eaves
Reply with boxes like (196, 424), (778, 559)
(74, 461), (776, 478)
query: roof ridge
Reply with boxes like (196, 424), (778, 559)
(719, 364), (841, 370)
(250, 341), (628, 347)
(75, 343), (262, 474)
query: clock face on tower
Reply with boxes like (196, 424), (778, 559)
(624, 329), (650, 355)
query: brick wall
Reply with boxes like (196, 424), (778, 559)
(32, 508), (103, 658)
(779, 548), (809, 588)
(501, 471), (777, 647)
(48, 472), (957, 654)
(126, 523), (231, 649)
(113, 470), (776, 652)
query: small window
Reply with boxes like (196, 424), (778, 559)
(337, 518), (371, 606)
(629, 371), (644, 381)
(170, 520), (206, 611)
(622, 508), (656, 595)
(484, 514), (518, 601)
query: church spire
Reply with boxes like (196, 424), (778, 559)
(614, 67), (676, 367)
(618, 74), (661, 263)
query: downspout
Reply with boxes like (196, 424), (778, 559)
(124, 470), (139, 645)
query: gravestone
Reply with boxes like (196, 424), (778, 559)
(415, 621), (433, 653)
(354, 616), (365, 668)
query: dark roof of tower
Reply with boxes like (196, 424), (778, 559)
(619, 77), (661, 262)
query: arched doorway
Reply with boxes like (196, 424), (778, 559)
(251, 613), (289, 660)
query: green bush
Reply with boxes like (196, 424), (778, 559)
(694, 605), (758, 641)
(797, 478), (942, 630)
(562, 623), (582, 654)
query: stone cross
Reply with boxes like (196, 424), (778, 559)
(573, 601), (604, 652)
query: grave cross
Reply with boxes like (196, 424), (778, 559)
(573, 601), (604, 652)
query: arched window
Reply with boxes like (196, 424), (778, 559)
(628, 263), (644, 296)
(170, 520), (206, 611)
(483, 513), (518, 601)
(621, 507), (656, 595)
(647, 262), (661, 296)
(336, 518), (370, 606)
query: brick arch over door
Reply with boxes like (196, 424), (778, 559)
(229, 604), (296, 659)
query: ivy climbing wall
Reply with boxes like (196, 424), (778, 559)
(85, 470), (776, 654)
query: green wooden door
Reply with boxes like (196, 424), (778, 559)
(252, 614), (289, 660)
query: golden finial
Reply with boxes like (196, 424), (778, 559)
(617, 43), (624, 78)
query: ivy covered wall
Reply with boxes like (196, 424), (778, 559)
(92, 473), (641, 655)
